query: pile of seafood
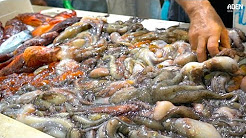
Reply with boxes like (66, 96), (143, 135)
(0, 10), (246, 138)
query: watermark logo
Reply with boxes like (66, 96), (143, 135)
(227, 4), (244, 12)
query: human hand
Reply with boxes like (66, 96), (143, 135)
(177, 0), (230, 62)
(189, 3), (230, 62)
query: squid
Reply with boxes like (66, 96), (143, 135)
(102, 55), (124, 79)
(17, 115), (75, 138)
(204, 72), (230, 93)
(110, 84), (234, 104)
(96, 118), (127, 138)
(152, 85), (234, 104)
(103, 17), (144, 34)
(153, 101), (199, 121)
(75, 104), (140, 116)
(129, 128), (170, 138)
(228, 28), (246, 51)
(181, 56), (239, 83)
(71, 114), (110, 129)
(54, 16), (105, 44)
(163, 118), (221, 138)
(88, 67), (110, 78)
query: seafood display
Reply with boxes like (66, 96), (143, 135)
(0, 10), (246, 138)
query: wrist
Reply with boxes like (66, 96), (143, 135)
(176, 0), (211, 20)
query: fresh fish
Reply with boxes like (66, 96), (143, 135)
(0, 30), (32, 54)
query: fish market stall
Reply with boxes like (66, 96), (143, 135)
(0, 4), (246, 138)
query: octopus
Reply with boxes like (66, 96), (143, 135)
(0, 11), (246, 138)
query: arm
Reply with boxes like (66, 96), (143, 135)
(175, 0), (230, 62)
